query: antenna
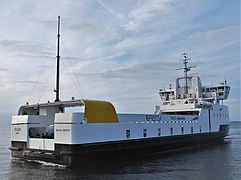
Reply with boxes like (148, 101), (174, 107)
(176, 53), (196, 94)
(55, 16), (61, 102)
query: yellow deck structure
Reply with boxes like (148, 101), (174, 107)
(83, 100), (119, 123)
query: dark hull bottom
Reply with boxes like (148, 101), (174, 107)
(11, 125), (229, 166)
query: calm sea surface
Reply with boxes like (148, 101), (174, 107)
(0, 121), (241, 180)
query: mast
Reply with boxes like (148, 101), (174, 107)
(55, 16), (60, 102)
(176, 53), (196, 94)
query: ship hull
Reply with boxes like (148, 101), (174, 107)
(10, 125), (229, 166)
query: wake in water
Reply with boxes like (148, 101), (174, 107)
(28, 160), (67, 168)
(12, 157), (67, 169)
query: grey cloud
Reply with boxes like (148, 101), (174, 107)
(0, 67), (8, 71)
(25, 17), (56, 29)
(0, 39), (46, 54)
(68, 22), (97, 32)
(77, 61), (177, 81)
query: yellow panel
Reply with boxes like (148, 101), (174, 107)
(83, 100), (119, 123)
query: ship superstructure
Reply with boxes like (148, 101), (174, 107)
(10, 18), (230, 166)
(158, 53), (230, 112)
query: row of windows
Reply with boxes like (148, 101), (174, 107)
(123, 120), (198, 124)
(162, 111), (199, 115)
(126, 126), (202, 139)
(213, 113), (229, 118)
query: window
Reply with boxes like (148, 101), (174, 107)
(143, 129), (147, 137)
(162, 111), (199, 115)
(28, 127), (54, 139)
(210, 87), (217, 92)
(126, 130), (130, 139)
(199, 126), (202, 133)
(213, 113), (215, 118)
(170, 128), (173, 135)
(191, 127), (193, 133)
(218, 87), (224, 91)
(181, 127), (184, 134)
(158, 128), (161, 136)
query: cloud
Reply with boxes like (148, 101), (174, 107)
(122, 0), (170, 31)
(0, 0), (239, 121)
(114, 35), (156, 52)
(0, 39), (50, 58)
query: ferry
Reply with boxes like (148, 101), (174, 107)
(10, 17), (230, 166)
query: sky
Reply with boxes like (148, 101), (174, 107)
(0, 0), (240, 123)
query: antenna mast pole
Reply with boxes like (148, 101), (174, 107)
(176, 53), (196, 94)
(55, 16), (60, 102)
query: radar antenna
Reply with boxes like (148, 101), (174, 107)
(176, 53), (196, 94)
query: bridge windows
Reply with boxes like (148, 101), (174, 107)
(162, 111), (199, 115)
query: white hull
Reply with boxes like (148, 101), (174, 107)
(11, 101), (230, 166)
